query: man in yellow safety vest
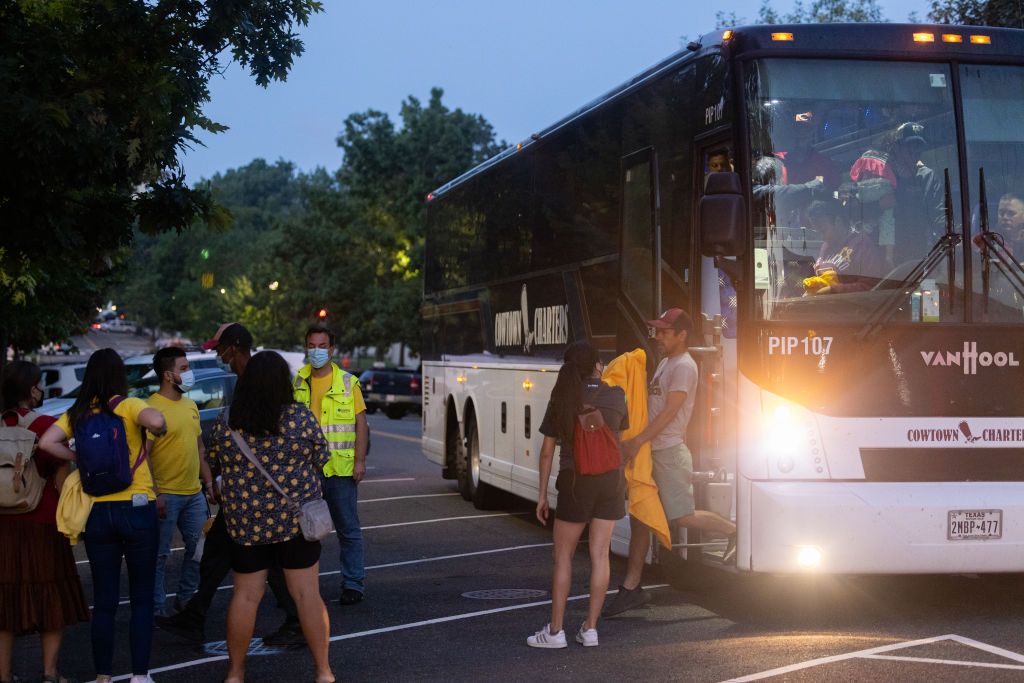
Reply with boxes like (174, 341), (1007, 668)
(294, 324), (369, 605)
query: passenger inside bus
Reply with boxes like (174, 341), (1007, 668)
(997, 192), (1024, 259)
(802, 199), (885, 295)
(849, 121), (945, 268)
(705, 147), (733, 175)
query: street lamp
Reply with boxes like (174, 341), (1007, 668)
(269, 281), (280, 291)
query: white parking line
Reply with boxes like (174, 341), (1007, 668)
(79, 509), (519, 567)
(106, 540), (552, 606)
(360, 493), (459, 503)
(103, 583), (670, 681)
(722, 634), (1024, 682)
(363, 512), (527, 530)
(861, 654), (1024, 671)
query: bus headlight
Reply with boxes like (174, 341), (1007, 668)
(761, 393), (830, 480)
(796, 545), (823, 569)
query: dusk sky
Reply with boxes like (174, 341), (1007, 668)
(181, 0), (929, 182)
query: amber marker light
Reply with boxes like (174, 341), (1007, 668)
(771, 32), (794, 42)
(971, 35), (992, 44)
(942, 34), (963, 43)
(913, 32), (936, 43)
(522, 378), (534, 391)
(722, 29), (734, 41)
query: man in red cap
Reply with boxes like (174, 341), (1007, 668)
(604, 308), (737, 617)
(202, 323), (253, 376)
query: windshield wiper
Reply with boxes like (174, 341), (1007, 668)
(856, 168), (961, 341)
(975, 167), (1024, 312)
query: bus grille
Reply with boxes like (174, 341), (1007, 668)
(860, 448), (1024, 482)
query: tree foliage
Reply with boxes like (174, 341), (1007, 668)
(928, 0), (1024, 26)
(113, 89), (501, 357)
(0, 0), (321, 359)
(264, 88), (502, 355)
(717, 0), (886, 26)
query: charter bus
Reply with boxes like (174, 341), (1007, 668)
(421, 23), (1024, 574)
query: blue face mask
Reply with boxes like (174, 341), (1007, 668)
(307, 348), (330, 369)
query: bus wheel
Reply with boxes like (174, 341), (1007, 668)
(460, 418), (499, 510)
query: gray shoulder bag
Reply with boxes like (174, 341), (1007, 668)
(230, 430), (334, 541)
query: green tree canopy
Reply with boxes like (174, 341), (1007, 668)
(0, 0), (321, 360)
(717, 0), (886, 27)
(929, 0), (1024, 26)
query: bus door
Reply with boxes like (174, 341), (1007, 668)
(687, 141), (740, 564)
(618, 148), (661, 365)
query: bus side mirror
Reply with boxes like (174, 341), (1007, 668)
(700, 172), (745, 258)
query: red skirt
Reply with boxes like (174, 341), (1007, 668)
(0, 518), (90, 633)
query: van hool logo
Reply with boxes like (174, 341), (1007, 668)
(494, 285), (569, 352)
(906, 421), (1024, 445)
(920, 342), (1019, 375)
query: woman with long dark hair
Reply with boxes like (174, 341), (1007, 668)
(527, 341), (628, 649)
(0, 361), (88, 683)
(206, 351), (334, 683)
(40, 348), (166, 683)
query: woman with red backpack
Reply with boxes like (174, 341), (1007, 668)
(0, 361), (88, 683)
(40, 349), (166, 683)
(527, 342), (628, 649)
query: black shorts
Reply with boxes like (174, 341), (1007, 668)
(554, 469), (626, 523)
(229, 535), (322, 574)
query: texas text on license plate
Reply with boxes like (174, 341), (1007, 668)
(948, 509), (1002, 540)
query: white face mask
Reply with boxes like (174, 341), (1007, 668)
(174, 370), (195, 393)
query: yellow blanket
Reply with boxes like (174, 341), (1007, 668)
(603, 348), (671, 548)
(56, 470), (93, 546)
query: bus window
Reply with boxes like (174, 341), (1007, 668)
(745, 59), (963, 323)
(621, 152), (658, 318)
(961, 64), (1024, 322)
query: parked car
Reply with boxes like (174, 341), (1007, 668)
(39, 367), (236, 444)
(358, 367), (421, 420)
(39, 363), (87, 399)
(103, 319), (138, 334)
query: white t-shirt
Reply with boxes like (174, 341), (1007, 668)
(647, 351), (698, 451)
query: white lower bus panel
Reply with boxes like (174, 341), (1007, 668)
(746, 479), (1024, 574)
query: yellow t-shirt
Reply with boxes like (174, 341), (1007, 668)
(56, 397), (156, 503)
(147, 393), (202, 495)
(311, 372), (332, 425)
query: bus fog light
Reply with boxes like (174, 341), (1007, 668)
(796, 546), (822, 569)
(777, 456), (794, 473)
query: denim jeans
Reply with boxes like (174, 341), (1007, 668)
(84, 500), (158, 676)
(322, 475), (364, 593)
(154, 491), (207, 612)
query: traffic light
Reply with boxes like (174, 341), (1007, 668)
(317, 308), (328, 321)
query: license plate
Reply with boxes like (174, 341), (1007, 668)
(385, 394), (396, 402)
(948, 509), (1002, 540)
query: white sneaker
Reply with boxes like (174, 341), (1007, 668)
(576, 623), (599, 647)
(526, 623), (567, 648)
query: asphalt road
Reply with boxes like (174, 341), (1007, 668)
(8, 413), (1024, 682)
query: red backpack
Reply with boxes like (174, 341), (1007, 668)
(572, 405), (621, 476)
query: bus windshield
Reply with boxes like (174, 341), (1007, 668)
(745, 58), (965, 323)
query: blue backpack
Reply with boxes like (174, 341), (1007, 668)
(74, 396), (147, 496)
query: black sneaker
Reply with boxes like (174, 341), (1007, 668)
(262, 619), (306, 650)
(603, 585), (651, 617)
(338, 588), (364, 605)
(154, 610), (205, 644)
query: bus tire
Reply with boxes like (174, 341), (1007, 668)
(460, 416), (499, 510)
